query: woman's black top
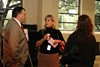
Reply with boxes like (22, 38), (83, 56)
(63, 30), (97, 67)
(36, 28), (65, 54)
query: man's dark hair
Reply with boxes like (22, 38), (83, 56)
(12, 6), (25, 18)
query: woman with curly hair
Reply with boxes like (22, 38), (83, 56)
(61, 14), (96, 67)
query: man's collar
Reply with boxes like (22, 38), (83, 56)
(13, 17), (22, 27)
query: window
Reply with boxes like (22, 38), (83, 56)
(58, 0), (80, 31)
(95, 0), (100, 31)
(0, 0), (22, 28)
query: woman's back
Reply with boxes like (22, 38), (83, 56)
(68, 30), (96, 67)
(62, 14), (97, 67)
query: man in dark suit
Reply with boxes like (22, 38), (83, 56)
(3, 6), (29, 67)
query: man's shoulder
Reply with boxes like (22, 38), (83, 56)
(9, 18), (16, 22)
(6, 18), (19, 29)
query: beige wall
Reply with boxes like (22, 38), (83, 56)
(23, 0), (100, 42)
(80, 0), (95, 22)
(23, 0), (38, 24)
(23, 0), (59, 29)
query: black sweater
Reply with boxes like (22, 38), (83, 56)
(64, 30), (96, 67)
(36, 28), (65, 54)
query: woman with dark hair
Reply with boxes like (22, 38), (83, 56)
(36, 14), (65, 67)
(62, 14), (96, 67)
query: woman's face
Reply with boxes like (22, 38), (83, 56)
(45, 17), (54, 28)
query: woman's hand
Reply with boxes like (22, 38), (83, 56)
(53, 40), (61, 45)
(36, 33), (50, 47)
(43, 33), (50, 40)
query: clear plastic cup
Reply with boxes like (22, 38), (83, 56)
(47, 33), (50, 40)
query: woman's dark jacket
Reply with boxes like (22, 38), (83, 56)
(63, 30), (96, 67)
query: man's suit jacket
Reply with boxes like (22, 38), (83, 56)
(3, 18), (29, 66)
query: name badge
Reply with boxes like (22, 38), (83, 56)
(47, 45), (51, 51)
